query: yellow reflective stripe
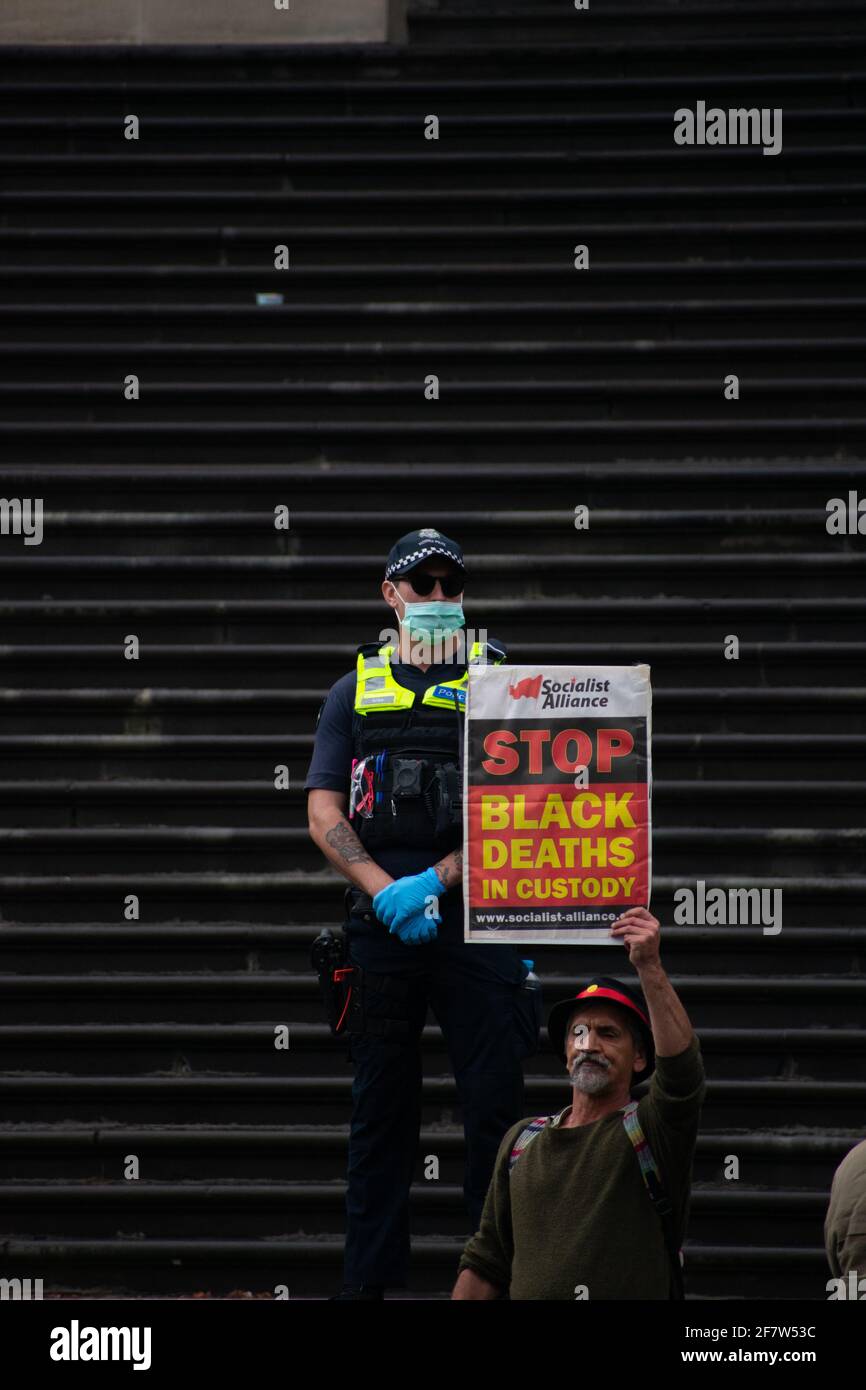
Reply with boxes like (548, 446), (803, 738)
(354, 639), (505, 713)
(355, 644), (415, 713)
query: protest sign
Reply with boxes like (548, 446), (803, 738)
(463, 664), (652, 944)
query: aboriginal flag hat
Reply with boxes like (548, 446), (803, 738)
(546, 976), (655, 1084)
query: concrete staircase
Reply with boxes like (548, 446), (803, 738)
(0, 1), (864, 1296)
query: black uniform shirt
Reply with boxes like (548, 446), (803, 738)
(304, 640), (503, 924)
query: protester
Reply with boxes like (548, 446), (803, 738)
(452, 907), (706, 1299)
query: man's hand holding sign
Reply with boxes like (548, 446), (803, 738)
(464, 664), (652, 944)
(610, 906), (694, 1057)
(610, 905), (659, 966)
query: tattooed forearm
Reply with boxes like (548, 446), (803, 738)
(433, 849), (462, 891)
(325, 817), (374, 865)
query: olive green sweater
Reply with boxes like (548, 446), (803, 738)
(458, 1035), (706, 1300)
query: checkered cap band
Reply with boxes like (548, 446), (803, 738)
(385, 542), (465, 580)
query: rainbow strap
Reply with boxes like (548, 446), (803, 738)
(620, 1100), (658, 1185)
(508, 1116), (548, 1171)
(508, 1103), (660, 1181)
(507, 1101), (684, 1276)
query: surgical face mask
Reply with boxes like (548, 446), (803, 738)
(394, 592), (465, 642)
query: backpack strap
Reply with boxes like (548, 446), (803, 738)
(620, 1101), (685, 1300)
(507, 1102), (686, 1300)
(507, 1116), (550, 1172)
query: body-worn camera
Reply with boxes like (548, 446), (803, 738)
(390, 757), (424, 798)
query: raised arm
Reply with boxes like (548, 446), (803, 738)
(610, 906), (695, 1057)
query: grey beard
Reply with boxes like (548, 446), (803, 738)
(569, 1057), (612, 1094)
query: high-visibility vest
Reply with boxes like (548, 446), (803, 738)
(354, 637), (505, 715)
(349, 636), (506, 853)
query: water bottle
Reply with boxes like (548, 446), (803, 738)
(519, 959), (543, 1055)
(521, 958), (541, 992)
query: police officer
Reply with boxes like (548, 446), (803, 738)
(305, 528), (541, 1300)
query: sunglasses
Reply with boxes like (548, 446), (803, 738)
(398, 569), (465, 597)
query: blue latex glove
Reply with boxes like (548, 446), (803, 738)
(389, 909), (438, 946)
(373, 866), (443, 930)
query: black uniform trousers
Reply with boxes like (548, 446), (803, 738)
(341, 901), (540, 1289)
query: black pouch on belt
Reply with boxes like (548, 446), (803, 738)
(308, 888), (377, 1036)
(343, 968), (411, 1040)
(331, 888), (411, 1039)
(344, 884), (376, 923)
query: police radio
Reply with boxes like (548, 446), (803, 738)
(310, 929), (355, 1036)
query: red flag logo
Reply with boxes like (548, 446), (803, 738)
(508, 674), (543, 700)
